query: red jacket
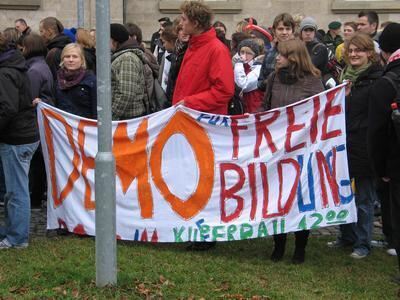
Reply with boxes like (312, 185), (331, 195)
(172, 28), (234, 114)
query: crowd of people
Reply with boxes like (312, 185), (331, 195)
(1, 0), (400, 284)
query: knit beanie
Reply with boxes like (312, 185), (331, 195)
(300, 17), (318, 32)
(379, 22), (400, 53)
(328, 21), (341, 30)
(110, 23), (129, 43)
(238, 39), (260, 57)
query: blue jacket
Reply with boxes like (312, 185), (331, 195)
(55, 70), (97, 119)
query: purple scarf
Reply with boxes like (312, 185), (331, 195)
(57, 68), (86, 90)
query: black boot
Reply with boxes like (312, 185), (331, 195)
(291, 230), (310, 264)
(270, 234), (287, 262)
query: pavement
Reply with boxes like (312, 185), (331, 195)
(0, 206), (385, 239)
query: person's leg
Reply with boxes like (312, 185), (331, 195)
(351, 176), (376, 258)
(389, 179), (400, 276)
(271, 233), (287, 262)
(29, 145), (46, 208)
(0, 142), (38, 247)
(377, 179), (394, 247)
(292, 230), (310, 264)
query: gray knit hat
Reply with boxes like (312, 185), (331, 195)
(238, 38), (260, 57)
(300, 17), (318, 32)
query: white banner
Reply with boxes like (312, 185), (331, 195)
(37, 85), (356, 242)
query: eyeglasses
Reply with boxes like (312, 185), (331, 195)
(348, 48), (366, 54)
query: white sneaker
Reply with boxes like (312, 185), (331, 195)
(387, 248), (397, 256)
(350, 250), (368, 259)
(0, 238), (28, 249)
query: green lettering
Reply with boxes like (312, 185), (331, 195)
(173, 227), (185, 242)
(200, 225), (210, 241)
(240, 223), (253, 240)
(227, 225), (237, 241)
(257, 221), (268, 238)
(212, 226), (225, 241)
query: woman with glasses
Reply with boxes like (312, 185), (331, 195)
(327, 33), (383, 259)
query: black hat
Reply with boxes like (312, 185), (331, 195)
(379, 22), (400, 53)
(238, 39), (260, 57)
(158, 17), (171, 23)
(328, 21), (342, 30)
(110, 23), (129, 43)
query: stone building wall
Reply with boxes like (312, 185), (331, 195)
(0, 0), (400, 41)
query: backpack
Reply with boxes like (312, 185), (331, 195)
(141, 58), (168, 114)
(312, 43), (343, 87)
(127, 49), (167, 114)
(382, 71), (400, 140)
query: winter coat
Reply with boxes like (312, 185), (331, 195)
(45, 34), (72, 80)
(55, 70), (97, 119)
(83, 47), (96, 73)
(166, 42), (188, 107)
(111, 41), (147, 120)
(345, 63), (383, 177)
(234, 58), (264, 113)
(172, 28), (234, 114)
(26, 56), (54, 104)
(323, 32), (343, 53)
(265, 70), (324, 110)
(0, 49), (38, 145)
(368, 57), (400, 179)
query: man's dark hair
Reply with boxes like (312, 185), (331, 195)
(40, 17), (64, 35)
(272, 13), (295, 31)
(358, 10), (379, 30)
(158, 17), (171, 23)
(0, 33), (7, 52)
(125, 22), (143, 44)
(160, 25), (178, 43)
(15, 18), (27, 26)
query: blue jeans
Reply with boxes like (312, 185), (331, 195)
(0, 142), (39, 245)
(338, 176), (376, 255)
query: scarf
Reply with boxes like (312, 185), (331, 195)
(340, 62), (371, 83)
(57, 67), (86, 90)
(277, 67), (298, 85)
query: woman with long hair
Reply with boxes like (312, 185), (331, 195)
(328, 33), (383, 259)
(55, 43), (97, 119)
(264, 38), (324, 263)
(75, 28), (96, 73)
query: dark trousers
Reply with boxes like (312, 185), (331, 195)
(28, 145), (47, 208)
(273, 230), (310, 253)
(376, 179), (394, 247)
(388, 179), (400, 271)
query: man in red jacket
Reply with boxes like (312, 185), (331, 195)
(173, 1), (234, 251)
(172, 0), (234, 115)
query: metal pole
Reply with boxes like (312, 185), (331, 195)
(77, 0), (84, 28)
(95, 0), (117, 287)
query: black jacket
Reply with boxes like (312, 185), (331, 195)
(83, 47), (96, 74)
(26, 55), (54, 104)
(55, 70), (97, 119)
(0, 49), (38, 145)
(46, 34), (72, 80)
(368, 58), (400, 179)
(346, 63), (383, 177)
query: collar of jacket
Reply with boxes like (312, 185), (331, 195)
(188, 27), (216, 50)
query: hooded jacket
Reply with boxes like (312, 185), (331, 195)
(172, 28), (234, 114)
(46, 34), (72, 80)
(0, 49), (38, 145)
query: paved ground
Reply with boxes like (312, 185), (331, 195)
(0, 206), (385, 239)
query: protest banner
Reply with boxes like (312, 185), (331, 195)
(37, 84), (356, 242)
